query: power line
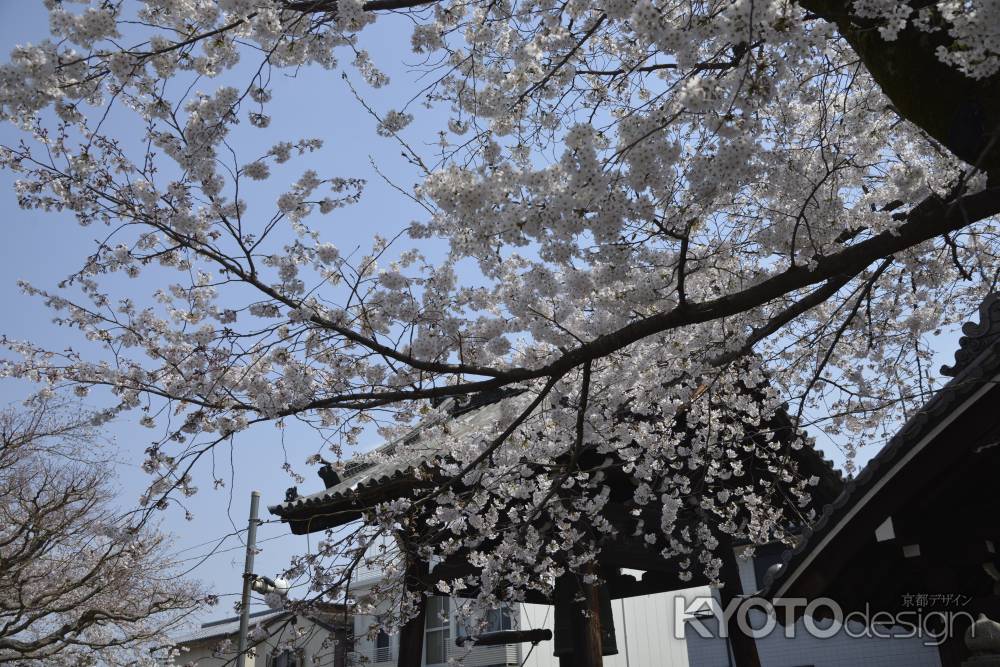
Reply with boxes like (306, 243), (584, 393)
(168, 532), (291, 567)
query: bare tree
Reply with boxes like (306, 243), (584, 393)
(0, 398), (203, 666)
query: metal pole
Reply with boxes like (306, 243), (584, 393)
(237, 491), (261, 667)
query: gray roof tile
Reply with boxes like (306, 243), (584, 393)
(269, 396), (508, 519)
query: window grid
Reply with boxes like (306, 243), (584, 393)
(425, 597), (451, 665)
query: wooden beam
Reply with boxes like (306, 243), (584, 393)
(606, 568), (708, 599)
(773, 382), (1000, 609)
(599, 538), (686, 574)
(455, 628), (552, 647)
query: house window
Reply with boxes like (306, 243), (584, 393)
(375, 628), (392, 663)
(268, 649), (302, 667)
(425, 597), (451, 665)
(486, 605), (513, 632)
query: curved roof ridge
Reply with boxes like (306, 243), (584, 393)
(941, 291), (1000, 377)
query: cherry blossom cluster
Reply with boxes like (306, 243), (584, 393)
(0, 0), (997, 634)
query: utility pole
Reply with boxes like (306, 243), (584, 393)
(237, 491), (261, 667)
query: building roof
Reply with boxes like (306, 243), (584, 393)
(268, 365), (850, 605)
(761, 292), (1000, 602)
(172, 602), (351, 647)
(171, 609), (288, 645)
(269, 390), (515, 533)
(271, 377), (844, 549)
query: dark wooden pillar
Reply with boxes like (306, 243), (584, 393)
(333, 626), (350, 667)
(554, 567), (604, 667)
(718, 543), (762, 667)
(397, 558), (429, 667)
(936, 633), (965, 667)
(577, 572), (605, 667)
(935, 600), (978, 667)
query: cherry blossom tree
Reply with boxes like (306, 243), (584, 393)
(0, 0), (998, 628)
(0, 398), (203, 665)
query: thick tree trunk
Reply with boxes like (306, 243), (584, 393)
(796, 0), (1000, 174)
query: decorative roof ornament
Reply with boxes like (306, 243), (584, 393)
(941, 293), (1000, 377)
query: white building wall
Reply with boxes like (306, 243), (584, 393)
(351, 613), (395, 666)
(520, 587), (709, 667)
(735, 553), (757, 595)
(517, 602), (554, 667)
(608, 587), (709, 667)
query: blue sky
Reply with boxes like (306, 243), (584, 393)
(0, 2), (448, 621)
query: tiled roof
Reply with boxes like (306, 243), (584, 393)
(941, 292), (1000, 377)
(271, 381), (845, 537)
(268, 392), (512, 520)
(761, 292), (1000, 598)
